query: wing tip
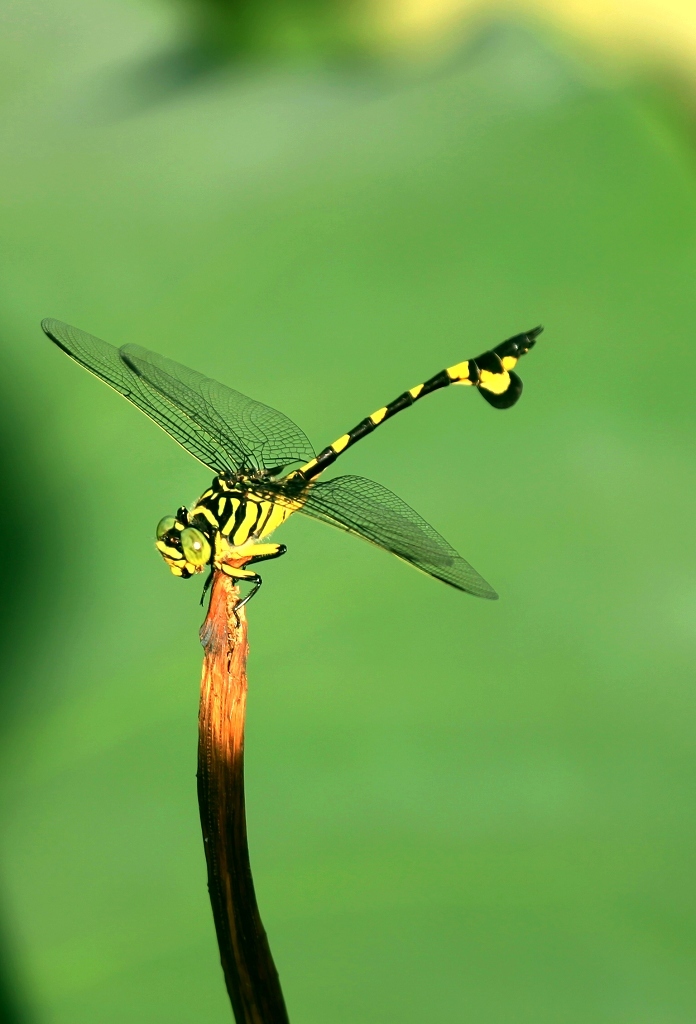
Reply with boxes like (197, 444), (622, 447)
(41, 316), (60, 336)
(468, 581), (499, 600)
(41, 317), (72, 353)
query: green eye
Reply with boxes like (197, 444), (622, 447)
(156, 516), (177, 540)
(181, 527), (211, 567)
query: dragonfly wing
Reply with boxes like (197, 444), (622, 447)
(43, 318), (239, 472)
(299, 474), (498, 599)
(42, 319), (315, 474)
(121, 344), (315, 473)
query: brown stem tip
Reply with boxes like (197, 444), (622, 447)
(197, 571), (290, 1024)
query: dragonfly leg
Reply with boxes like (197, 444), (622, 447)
(235, 574), (262, 611)
(246, 543), (287, 566)
(200, 566), (215, 606)
(220, 563), (263, 616)
(216, 544), (285, 614)
(231, 544), (285, 612)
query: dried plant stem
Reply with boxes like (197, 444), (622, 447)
(197, 571), (290, 1024)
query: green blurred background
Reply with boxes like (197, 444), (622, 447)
(2, 1), (696, 1021)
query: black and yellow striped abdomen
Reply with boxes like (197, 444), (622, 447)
(296, 326), (542, 481)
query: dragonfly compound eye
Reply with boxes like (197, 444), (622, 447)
(156, 516), (178, 540)
(181, 527), (211, 567)
(155, 514), (189, 576)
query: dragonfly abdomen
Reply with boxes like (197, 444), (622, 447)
(296, 328), (542, 482)
(297, 372), (452, 479)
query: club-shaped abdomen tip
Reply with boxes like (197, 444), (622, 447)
(478, 371), (523, 409)
(527, 324), (543, 346)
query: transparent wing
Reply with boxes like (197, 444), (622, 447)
(299, 474), (498, 599)
(121, 344), (315, 472)
(42, 319), (315, 473)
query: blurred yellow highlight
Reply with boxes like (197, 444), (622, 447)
(380, 0), (696, 74)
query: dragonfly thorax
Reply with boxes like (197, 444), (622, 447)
(154, 475), (300, 580)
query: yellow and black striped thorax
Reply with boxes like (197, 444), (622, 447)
(155, 473), (306, 578)
(190, 474), (301, 550)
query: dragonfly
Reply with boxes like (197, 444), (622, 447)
(42, 318), (542, 608)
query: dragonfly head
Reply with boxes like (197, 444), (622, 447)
(155, 510), (212, 578)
